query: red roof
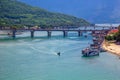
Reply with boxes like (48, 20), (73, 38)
(109, 29), (118, 33)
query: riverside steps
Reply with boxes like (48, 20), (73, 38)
(0, 28), (111, 38)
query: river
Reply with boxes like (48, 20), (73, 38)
(0, 31), (120, 80)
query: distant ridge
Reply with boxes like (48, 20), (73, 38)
(0, 0), (90, 28)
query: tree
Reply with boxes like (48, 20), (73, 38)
(105, 35), (114, 41)
(116, 25), (120, 42)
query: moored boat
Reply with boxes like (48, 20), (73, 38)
(82, 48), (99, 57)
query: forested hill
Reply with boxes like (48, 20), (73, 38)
(0, 0), (90, 28)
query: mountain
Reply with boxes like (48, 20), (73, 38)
(0, 0), (90, 28)
(19, 0), (120, 23)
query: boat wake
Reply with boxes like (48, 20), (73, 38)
(62, 46), (82, 54)
(30, 46), (57, 55)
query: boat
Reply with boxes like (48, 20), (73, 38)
(90, 44), (100, 49)
(57, 52), (60, 56)
(82, 48), (99, 57)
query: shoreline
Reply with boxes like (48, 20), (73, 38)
(0, 31), (10, 35)
(102, 40), (120, 56)
(0, 31), (23, 35)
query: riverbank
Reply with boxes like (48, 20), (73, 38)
(102, 40), (120, 56)
(0, 31), (23, 35)
(0, 31), (10, 35)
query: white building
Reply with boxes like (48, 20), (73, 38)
(95, 24), (120, 27)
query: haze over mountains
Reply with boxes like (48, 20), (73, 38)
(19, 0), (120, 23)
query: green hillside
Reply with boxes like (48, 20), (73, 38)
(0, 0), (90, 28)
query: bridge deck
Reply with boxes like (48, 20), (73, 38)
(0, 29), (110, 32)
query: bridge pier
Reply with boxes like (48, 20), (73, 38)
(31, 30), (34, 38)
(92, 31), (95, 34)
(94, 26), (96, 30)
(63, 31), (67, 37)
(78, 31), (83, 36)
(47, 31), (52, 37)
(12, 30), (16, 39)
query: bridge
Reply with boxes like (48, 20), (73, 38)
(0, 28), (111, 38)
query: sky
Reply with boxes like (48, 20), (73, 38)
(19, 0), (120, 23)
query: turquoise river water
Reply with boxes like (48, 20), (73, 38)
(0, 31), (120, 80)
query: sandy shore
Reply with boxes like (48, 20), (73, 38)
(102, 40), (120, 56)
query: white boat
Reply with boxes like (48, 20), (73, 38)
(82, 48), (99, 57)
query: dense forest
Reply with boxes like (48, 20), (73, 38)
(0, 0), (90, 28)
